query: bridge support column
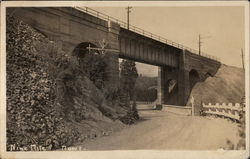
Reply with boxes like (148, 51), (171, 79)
(176, 69), (190, 106)
(157, 50), (191, 106)
(157, 67), (165, 105)
(157, 68), (189, 106)
(176, 50), (189, 106)
(103, 21), (120, 96)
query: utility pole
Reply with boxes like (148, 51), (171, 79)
(126, 6), (132, 30)
(198, 34), (201, 56)
(198, 33), (211, 56)
(241, 48), (245, 70)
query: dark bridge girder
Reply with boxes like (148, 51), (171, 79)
(119, 28), (181, 68)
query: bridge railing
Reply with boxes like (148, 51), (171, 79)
(202, 103), (245, 122)
(74, 7), (220, 62)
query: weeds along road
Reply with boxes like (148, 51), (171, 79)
(80, 104), (240, 150)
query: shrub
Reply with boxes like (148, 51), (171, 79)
(79, 53), (108, 90)
(236, 96), (245, 150)
(6, 15), (79, 150)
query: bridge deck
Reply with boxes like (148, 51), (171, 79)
(75, 7), (220, 62)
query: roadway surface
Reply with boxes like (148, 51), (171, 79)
(80, 104), (240, 150)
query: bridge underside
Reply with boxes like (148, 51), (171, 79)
(157, 65), (193, 106)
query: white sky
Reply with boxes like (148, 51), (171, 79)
(92, 6), (245, 76)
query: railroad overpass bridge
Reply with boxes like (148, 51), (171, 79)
(8, 7), (221, 106)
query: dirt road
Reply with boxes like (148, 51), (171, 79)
(80, 105), (240, 150)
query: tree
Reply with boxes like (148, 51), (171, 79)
(73, 42), (108, 91)
(80, 53), (107, 90)
(119, 59), (140, 124)
(120, 59), (138, 104)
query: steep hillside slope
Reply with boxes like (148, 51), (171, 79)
(187, 64), (245, 115)
(6, 16), (129, 150)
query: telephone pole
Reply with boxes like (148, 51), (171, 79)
(241, 48), (245, 70)
(198, 33), (211, 56)
(126, 6), (132, 30)
(198, 34), (201, 56)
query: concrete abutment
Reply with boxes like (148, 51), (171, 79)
(157, 50), (221, 106)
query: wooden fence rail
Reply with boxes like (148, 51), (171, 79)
(202, 103), (245, 122)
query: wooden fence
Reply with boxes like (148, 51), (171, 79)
(202, 103), (245, 122)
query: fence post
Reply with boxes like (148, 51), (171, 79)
(191, 96), (194, 116)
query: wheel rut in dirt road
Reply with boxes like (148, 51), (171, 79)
(77, 109), (240, 150)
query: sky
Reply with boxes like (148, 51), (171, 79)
(92, 6), (245, 77)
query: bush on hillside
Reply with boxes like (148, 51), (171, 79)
(6, 15), (117, 151)
(79, 53), (108, 90)
(236, 96), (245, 150)
(6, 15), (80, 150)
(224, 96), (245, 150)
(119, 102), (139, 125)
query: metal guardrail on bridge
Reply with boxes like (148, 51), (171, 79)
(74, 7), (220, 62)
